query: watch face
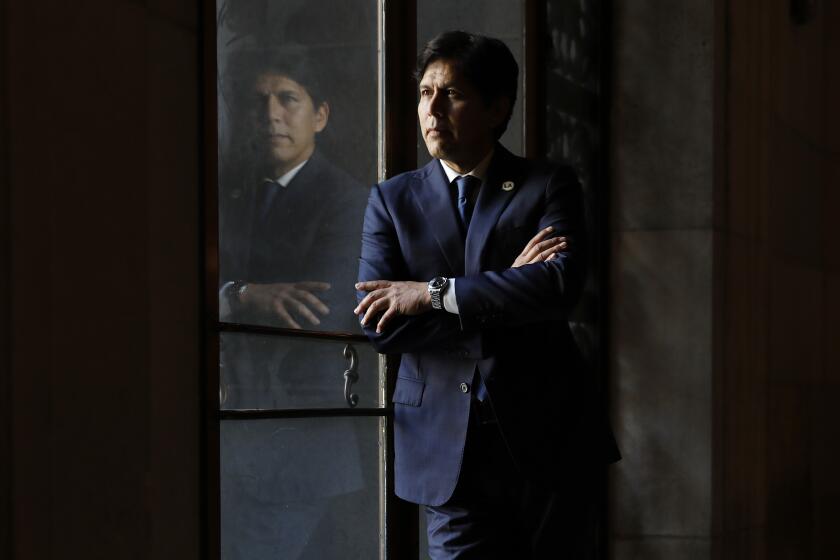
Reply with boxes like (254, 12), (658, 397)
(429, 277), (446, 289)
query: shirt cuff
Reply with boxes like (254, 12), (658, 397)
(442, 278), (459, 314)
(219, 281), (234, 320)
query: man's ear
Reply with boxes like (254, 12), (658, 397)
(314, 101), (330, 133)
(490, 96), (511, 130)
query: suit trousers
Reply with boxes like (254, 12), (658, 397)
(424, 401), (600, 560)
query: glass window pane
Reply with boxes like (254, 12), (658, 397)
(416, 1), (525, 166)
(216, 0), (377, 333)
(221, 416), (383, 559)
(220, 332), (383, 410)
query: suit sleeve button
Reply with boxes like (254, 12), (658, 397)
(459, 382), (470, 393)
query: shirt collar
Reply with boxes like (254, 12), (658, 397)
(439, 148), (494, 185)
(263, 158), (309, 188)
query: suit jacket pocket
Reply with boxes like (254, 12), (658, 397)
(392, 377), (425, 407)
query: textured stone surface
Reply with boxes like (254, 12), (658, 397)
(610, 230), (712, 537)
(611, 1), (713, 231)
(612, 537), (711, 560)
(608, 1), (715, 553)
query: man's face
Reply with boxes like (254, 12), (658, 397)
(250, 73), (328, 176)
(417, 58), (507, 170)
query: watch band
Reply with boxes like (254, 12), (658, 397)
(227, 280), (248, 309)
(428, 277), (448, 310)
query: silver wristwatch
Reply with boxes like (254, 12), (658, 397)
(227, 280), (249, 307)
(427, 276), (449, 310)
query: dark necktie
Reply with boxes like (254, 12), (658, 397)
(258, 179), (283, 223)
(455, 175), (480, 233)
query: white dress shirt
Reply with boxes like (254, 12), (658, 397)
(263, 158), (308, 188)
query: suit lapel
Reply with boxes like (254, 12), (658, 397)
(408, 159), (465, 276)
(465, 146), (526, 275)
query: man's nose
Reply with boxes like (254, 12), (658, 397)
(265, 95), (285, 121)
(427, 90), (444, 117)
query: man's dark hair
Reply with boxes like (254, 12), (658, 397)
(415, 31), (519, 139)
(224, 44), (326, 109)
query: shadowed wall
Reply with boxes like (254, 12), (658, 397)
(608, 1), (840, 558)
(2, 1), (838, 559)
(716, 0), (840, 557)
(0, 1), (201, 557)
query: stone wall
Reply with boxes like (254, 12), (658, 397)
(608, 1), (714, 557)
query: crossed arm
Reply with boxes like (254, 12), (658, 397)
(355, 166), (586, 354)
(354, 226), (567, 333)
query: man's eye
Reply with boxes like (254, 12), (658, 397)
(419, 89), (431, 97)
(446, 89), (459, 97)
(281, 94), (299, 104)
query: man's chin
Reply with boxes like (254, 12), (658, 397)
(425, 140), (454, 161)
(266, 149), (296, 167)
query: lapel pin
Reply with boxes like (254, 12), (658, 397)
(502, 181), (515, 191)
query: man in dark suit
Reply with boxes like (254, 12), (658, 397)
(355, 31), (619, 558)
(220, 49), (367, 334)
(218, 48), (370, 559)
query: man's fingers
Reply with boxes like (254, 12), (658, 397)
(358, 295), (383, 324)
(521, 226), (553, 255)
(376, 307), (397, 333)
(293, 289), (330, 315)
(273, 303), (302, 329)
(295, 281), (331, 292)
(534, 236), (566, 253)
(535, 246), (562, 263)
(287, 297), (321, 326)
(521, 234), (565, 262)
(356, 280), (391, 292)
(521, 226), (554, 253)
(354, 288), (386, 315)
(528, 238), (566, 260)
(361, 296), (389, 327)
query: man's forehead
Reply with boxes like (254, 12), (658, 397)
(253, 72), (307, 93)
(419, 59), (465, 86)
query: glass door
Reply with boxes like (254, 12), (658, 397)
(208, 1), (397, 557)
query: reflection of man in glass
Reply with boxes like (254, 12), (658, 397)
(218, 47), (369, 560)
(219, 47), (367, 333)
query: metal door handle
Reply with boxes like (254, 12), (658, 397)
(343, 343), (359, 407)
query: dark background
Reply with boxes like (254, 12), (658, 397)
(1, 0), (839, 558)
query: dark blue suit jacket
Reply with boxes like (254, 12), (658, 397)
(221, 149), (368, 333)
(357, 145), (619, 506)
(218, 151), (368, 505)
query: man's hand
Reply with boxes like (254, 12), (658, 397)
(511, 226), (567, 268)
(354, 280), (431, 333)
(240, 281), (331, 329)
